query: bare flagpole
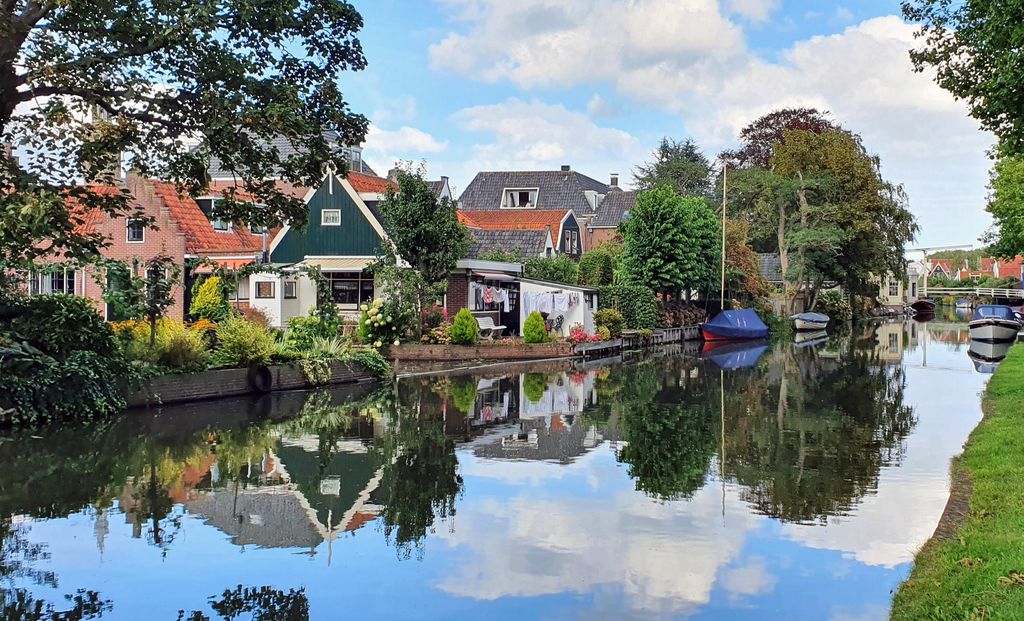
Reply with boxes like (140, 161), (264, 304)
(721, 159), (728, 310)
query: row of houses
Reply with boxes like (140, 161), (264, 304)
(33, 141), (633, 337)
(925, 257), (1024, 282)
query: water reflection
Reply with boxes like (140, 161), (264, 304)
(0, 321), (990, 619)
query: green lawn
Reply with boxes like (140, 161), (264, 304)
(891, 344), (1024, 620)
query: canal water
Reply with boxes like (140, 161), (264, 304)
(0, 320), (990, 620)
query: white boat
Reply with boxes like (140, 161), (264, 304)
(968, 305), (1022, 342)
(791, 312), (829, 331)
(793, 330), (828, 348)
(955, 298), (973, 309)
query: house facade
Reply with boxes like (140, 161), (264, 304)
(458, 210), (581, 258)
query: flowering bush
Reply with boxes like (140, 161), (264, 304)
(420, 304), (448, 331)
(568, 324), (603, 344)
(421, 324), (452, 344)
(360, 298), (403, 349)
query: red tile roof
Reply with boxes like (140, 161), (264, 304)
(152, 182), (266, 255)
(458, 210), (569, 236)
(347, 171), (396, 194)
(208, 179), (309, 201)
(67, 185), (125, 235)
(996, 256), (1023, 279)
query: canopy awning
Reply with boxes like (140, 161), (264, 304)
(472, 270), (516, 281)
(194, 258), (255, 274)
(297, 257), (373, 271)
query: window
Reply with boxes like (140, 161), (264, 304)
(49, 270), (74, 294)
(564, 230), (579, 253)
(283, 281), (297, 299)
(911, 282), (918, 297)
(212, 218), (231, 232)
(127, 219), (145, 243)
(888, 279), (899, 297)
(321, 209), (341, 226)
(250, 223), (267, 234)
(324, 271), (374, 308)
(255, 281), (275, 298)
(503, 188), (538, 209)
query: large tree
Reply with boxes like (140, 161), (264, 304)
(0, 0), (369, 271)
(634, 137), (713, 198)
(723, 108), (840, 169)
(983, 154), (1024, 258)
(620, 185), (719, 297)
(903, 0), (1024, 153)
(378, 164), (469, 334)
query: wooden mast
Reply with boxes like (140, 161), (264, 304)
(721, 160), (727, 310)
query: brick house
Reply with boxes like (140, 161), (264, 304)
(588, 189), (635, 248)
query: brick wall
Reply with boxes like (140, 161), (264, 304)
(446, 274), (469, 314)
(589, 228), (618, 249)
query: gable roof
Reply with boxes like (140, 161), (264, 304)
(152, 182), (265, 255)
(427, 180), (446, 198)
(458, 209), (572, 238)
(591, 191), (636, 228)
(208, 179), (309, 201)
(67, 185), (125, 235)
(459, 170), (608, 213)
(347, 171), (395, 194)
(466, 228), (549, 259)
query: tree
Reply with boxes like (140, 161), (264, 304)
(903, 0), (1024, 153)
(723, 108), (840, 169)
(523, 255), (579, 285)
(620, 185), (719, 297)
(0, 0), (369, 273)
(634, 137), (713, 197)
(378, 164), (469, 336)
(99, 255), (179, 344)
(578, 248), (616, 286)
(984, 154), (1024, 258)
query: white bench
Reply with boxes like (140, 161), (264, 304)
(475, 315), (507, 339)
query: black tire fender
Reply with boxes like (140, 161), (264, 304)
(247, 365), (273, 393)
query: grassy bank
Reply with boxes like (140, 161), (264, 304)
(891, 344), (1024, 620)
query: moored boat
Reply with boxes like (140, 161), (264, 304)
(968, 304), (1022, 342)
(956, 298), (972, 309)
(701, 309), (769, 342)
(910, 299), (936, 313)
(791, 312), (829, 331)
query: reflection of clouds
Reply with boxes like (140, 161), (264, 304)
(829, 603), (889, 621)
(721, 556), (777, 600)
(435, 448), (762, 617)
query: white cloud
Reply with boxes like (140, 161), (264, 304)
(372, 95), (417, 125)
(362, 124), (449, 174)
(727, 0), (779, 23)
(451, 98), (644, 181)
(429, 4), (995, 244)
(587, 93), (626, 119)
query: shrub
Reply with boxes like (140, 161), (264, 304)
(348, 349), (392, 378)
(578, 249), (616, 286)
(450, 308), (479, 345)
(817, 291), (852, 322)
(286, 312), (337, 351)
(594, 308), (625, 337)
(213, 317), (274, 367)
(598, 285), (658, 330)
(360, 298), (406, 348)
(0, 294), (114, 358)
(240, 305), (272, 328)
(189, 276), (230, 322)
(420, 304), (447, 331)
(524, 255), (579, 285)
(151, 320), (207, 370)
(523, 311), (548, 344)
(307, 335), (350, 359)
(597, 325), (612, 340)
(421, 324), (452, 344)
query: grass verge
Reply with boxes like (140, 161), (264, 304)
(891, 344), (1024, 620)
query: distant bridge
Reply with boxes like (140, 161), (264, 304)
(924, 287), (1024, 300)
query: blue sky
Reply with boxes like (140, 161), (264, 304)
(343, 0), (993, 248)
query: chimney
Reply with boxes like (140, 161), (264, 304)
(560, 164), (570, 172)
(386, 167), (399, 181)
(610, 173), (619, 187)
(441, 175), (449, 183)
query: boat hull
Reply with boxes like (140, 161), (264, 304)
(968, 318), (1020, 342)
(911, 299), (936, 313)
(793, 318), (828, 331)
(701, 326), (769, 341)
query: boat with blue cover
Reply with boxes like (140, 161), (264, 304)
(968, 305), (1022, 342)
(701, 308), (769, 342)
(791, 312), (829, 331)
(700, 340), (769, 369)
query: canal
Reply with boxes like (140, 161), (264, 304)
(0, 320), (990, 620)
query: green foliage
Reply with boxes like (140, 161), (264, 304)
(578, 249), (616, 287)
(985, 154), (1024, 258)
(449, 377), (479, 412)
(285, 312), (338, 352)
(634, 137), (713, 198)
(367, 247), (425, 340)
(619, 402), (716, 500)
(523, 311), (549, 344)
(306, 335), (350, 359)
(189, 276), (230, 322)
(598, 285), (659, 330)
(360, 297), (405, 349)
(0, 349), (133, 426)
(620, 186), (719, 294)
(348, 349), (392, 378)
(0, 0), (369, 272)
(817, 291), (852, 322)
(522, 373), (549, 403)
(298, 358), (332, 386)
(450, 308), (479, 345)
(0, 293), (114, 358)
(523, 254), (580, 285)
(594, 308), (625, 337)
(213, 318), (274, 368)
(596, 325), (612, 340)
(903, 0), (1024, 152)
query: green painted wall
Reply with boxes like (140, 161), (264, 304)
(271, 174), (384, 263)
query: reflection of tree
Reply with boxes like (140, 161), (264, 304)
(371, 383), (462, 559)
(604, 359), (718, 500)
(177, 585), (308, 621)
(726, 340), (917, 523)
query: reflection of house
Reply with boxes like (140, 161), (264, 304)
(474, 414), (605, 464)
(874, 321), (919, 362)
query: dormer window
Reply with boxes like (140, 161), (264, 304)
(212, 218), (231, 232)
(503, 188), (539, 209)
